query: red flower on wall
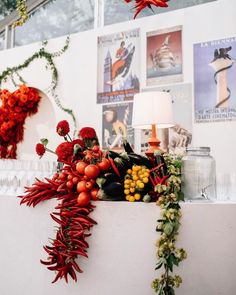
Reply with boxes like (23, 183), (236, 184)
(124, 0), (170, 18)
(0, 85), (40, 159)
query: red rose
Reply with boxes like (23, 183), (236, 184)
(56, 120), (70, 136)
(55, 142), (74, 163)
(35, 143), (46, 157)
(79, 127), (97, 139)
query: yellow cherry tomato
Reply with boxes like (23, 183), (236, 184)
(124, 184), (130, 189)
(138, 182), (145, 189)
(126, 195), (131, 201)
(130, 187), (135, 193)
(134, 193), (141, 201)
(143, 177), (149, 183)
(124, 189), (130, 195)
(132, 175), (139, 181)
(129, 196), (135, 202)
(127, 169), (132, 174)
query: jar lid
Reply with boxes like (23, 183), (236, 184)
(186, 147), (210, 152)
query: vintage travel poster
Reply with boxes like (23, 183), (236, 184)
(97, 28), (140, 104)
(146, 26), (183, 86)
(140, 84), (192, 154)
(102, 102), (134, 150)
(194, 36), (236, 123)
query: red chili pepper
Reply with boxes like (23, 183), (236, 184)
(108, 157), (121, 177)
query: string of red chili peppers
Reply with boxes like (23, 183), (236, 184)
(20, 169), (97, 283)
(124, 0), (170, 18)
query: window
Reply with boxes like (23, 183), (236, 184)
(14, 0), (95, 47)
(104, 0), (216, 26)
(0, 31), (5, 50)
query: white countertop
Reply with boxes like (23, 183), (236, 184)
(0, 197), (236, 295)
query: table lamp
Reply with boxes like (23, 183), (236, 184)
(132, 91), (174, 155)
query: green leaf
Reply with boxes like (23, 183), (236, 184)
(164, 222), (174, 236)
(40, 138), (48, 146)
(178, 191), (185, 201)
(155, 262), (163, 270)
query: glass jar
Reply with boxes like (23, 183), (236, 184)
(181, 147), (216, 201)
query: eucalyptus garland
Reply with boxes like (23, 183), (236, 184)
(0, 36), (77, 131)
(12, 0), (29, 27)
(152, 154), (187, 295)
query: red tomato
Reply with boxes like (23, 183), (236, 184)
(92, 145), (100, 153)
(77, 192), (90, 207)
(77, 180), (89, 193)
(58, 172), (67, 180)
(84, 164), (100, 179)
(90, 187), (99, 201)
(76, 161), (88, 174)
(86, 181), (94, 190)
(98, 158), (110, 171)
(66, 181), (74, 189)
(67, 174), (73, 180)
(72, 176), (79, 184)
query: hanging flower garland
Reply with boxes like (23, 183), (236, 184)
(0, 36), (77, 130)
(152, 154), (186, 295)
(0, 85), (40, 158)
(124, 0), (170, 18)
(13, 0), (29, 28)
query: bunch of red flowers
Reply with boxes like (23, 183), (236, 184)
(124, 0), (170, 18)
(0, 85), (40, 159)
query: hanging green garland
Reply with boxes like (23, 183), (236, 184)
(12, 0), (29, 28)
(152, 154), (187, 295)
(0, 36), (77, 131)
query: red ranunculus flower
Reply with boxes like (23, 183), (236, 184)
(35, 143), (46, 157)
(55, 142), (74, 163)
(72, 139), (85, 149)
(79, 127), (97, 139)
(56, 120), (70, 136)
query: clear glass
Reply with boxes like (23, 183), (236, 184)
(14, 0), (95, 47)
(181, 147), (216, 201)
(104, 0), (216, 26)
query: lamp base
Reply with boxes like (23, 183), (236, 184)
(145, 124), (163, 157)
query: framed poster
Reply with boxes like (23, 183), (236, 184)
(146, 26), (183, 86)
(97, 28), (140, 104)
(141, 83), (192, 154)
(102, 102), (134, 151)
(194, 36), (236, 123)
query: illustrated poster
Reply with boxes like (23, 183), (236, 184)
(146, 26), (183, 86)
(194, 36), (236, 123)
(97, 28), (140, 104)
(141, 84), (192, 155)
(102, 102), (134, 151)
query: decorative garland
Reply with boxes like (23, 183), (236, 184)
(0, 36), (77, 130)
(0, 85), (40, 158)
(124, 0), (170, 18)
(152, 154), (186, 295)
(13, 0), (29, 28)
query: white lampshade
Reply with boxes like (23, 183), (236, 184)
(132, 91), (174, 129)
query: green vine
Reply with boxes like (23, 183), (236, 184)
(0, 36), (77, 132)
(12, 0), (29, 28)
(152, 154), (187, 295)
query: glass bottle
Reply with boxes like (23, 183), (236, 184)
(181, 147), (216, 201)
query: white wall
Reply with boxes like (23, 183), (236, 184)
(0, 0), (235, 169)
